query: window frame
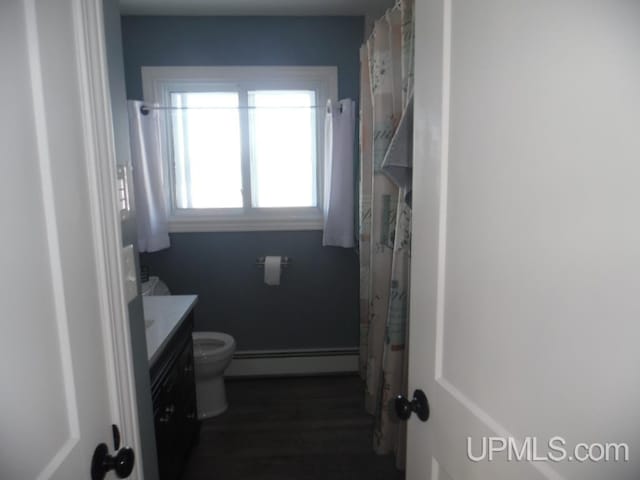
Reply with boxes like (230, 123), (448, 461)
(141, 66), (338, 232)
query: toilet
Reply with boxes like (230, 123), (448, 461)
(141, 274), (236, 418)
(192, 332), (236, 419)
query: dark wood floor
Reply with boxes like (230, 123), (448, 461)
(181, 375), (405, 480)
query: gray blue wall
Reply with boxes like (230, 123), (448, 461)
(103, 2), (159, 479)
(121, 16), (363, 351)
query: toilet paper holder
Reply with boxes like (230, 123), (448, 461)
(256, 256), (290, 267)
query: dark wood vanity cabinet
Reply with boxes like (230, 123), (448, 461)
(151, 312), (199, 480)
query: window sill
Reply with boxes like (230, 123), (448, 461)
(168, 211), (324, 233)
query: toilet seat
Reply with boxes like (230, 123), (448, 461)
(193, 332), (236, 362)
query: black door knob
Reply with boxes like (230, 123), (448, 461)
(91, 425), (135, 480)
(395, 389), (430, 422)
(91, 444), (135, 480)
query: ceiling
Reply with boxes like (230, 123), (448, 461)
(119, 0), (394, 16)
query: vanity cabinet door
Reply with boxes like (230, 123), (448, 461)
(174, 342), (199, 464)
(154, 366), (181, 480)
(151, 315), (199, 480)
(177, 341), (198, 426)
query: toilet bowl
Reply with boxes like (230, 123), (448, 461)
(192, 332), (236, 419)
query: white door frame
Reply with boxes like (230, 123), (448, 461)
(70, 0), (142, 477)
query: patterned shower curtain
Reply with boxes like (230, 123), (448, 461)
(359, 0), (414, 468)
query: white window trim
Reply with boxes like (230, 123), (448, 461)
(141, 65), (338, 233)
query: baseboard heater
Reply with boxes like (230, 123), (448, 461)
(225, 347), (359, 377)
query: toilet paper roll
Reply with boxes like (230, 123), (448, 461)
(264, 256), (281, 286)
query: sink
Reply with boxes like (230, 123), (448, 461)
(142, 294), (198, 363)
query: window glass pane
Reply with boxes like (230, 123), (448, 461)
(171, 92), (242, 209)
(248, 90), (317, 208)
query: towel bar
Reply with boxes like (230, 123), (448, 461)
(256, 256), (290, 267)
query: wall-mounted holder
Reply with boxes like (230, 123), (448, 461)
(256, 256), (290, 268)
(116, 164), (134, 221)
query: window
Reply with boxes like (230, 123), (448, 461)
(142, 66), (338, 232)
(171, 91), (243, 209)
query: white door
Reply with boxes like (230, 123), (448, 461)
(0, 1), (139, 479)
(407, 1), (640, 479)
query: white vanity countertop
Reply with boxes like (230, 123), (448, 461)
(143, 295), (198, 365)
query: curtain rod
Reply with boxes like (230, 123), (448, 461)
(139, 104), (322, 115)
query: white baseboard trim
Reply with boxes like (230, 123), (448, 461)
(225, 347), (359, 377)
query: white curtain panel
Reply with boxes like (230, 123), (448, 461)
(322, 99), (356, 248)
(127, 100), (170, 253)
